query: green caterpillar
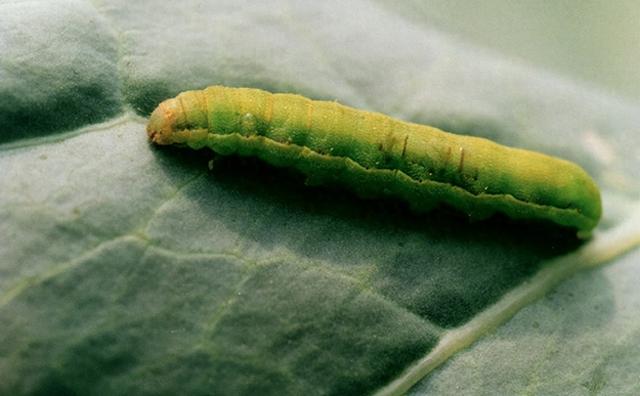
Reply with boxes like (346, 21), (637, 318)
(147, 85), (602, 238)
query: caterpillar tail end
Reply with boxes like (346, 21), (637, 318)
(147, 99), (179, 145)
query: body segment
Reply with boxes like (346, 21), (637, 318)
(147, 86), (602, 237)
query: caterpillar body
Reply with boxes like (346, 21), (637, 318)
(147, 86), (602, 238)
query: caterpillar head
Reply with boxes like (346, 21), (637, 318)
(147, 98), (180, 145)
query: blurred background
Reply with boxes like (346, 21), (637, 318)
(377, 0), (640, 102)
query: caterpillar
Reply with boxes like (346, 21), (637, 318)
(147, 85), (602, 238)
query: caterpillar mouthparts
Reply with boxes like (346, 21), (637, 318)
(148, 98), (180, 145)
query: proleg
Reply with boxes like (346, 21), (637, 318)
(147, 85), (602, 238)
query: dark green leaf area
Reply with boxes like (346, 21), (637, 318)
(0, 239), (245, 395)
(0, 237), (437, 396)
(185, 156), (582, 328)
(0, 1), (121, 143)
(203, 261), (438, 395)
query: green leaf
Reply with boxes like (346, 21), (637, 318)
(1, 1), (639, 395)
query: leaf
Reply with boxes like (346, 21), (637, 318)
(1, 1), (639, 395)
(410, 246), (640, 395)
